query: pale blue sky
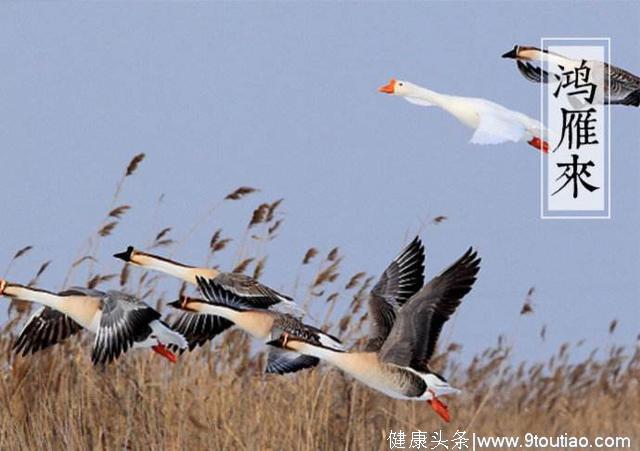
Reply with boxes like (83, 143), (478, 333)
(1, 1), (638, 362)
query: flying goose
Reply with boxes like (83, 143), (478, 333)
(113, 246), (315, 374)
(175, 282), (343, 374)
(378, 79), (550, 153)
(0, 280), (187, 364)
(113, 246), (293, 306)
(268, 244), (480, 423)
(168, 237), (424, 373)
(502, 45), (640, 107)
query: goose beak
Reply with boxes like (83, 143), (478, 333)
(113, 246), (135, 262)
(0, 279), (6, 295)
(427, 397), (451, 423)
(168, 297), (200, 312)
(152, 343), (177, 363)
(266, 333), (290, 349)
(502, 45), (518, 59)
(378, 79), (396, 94)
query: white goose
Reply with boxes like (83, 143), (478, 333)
(379, 78), (550, 153)
(0, 280), (187, 364)
(502, 45), (640, 107)
(114, 246), (317, 374)
(268, 241), (480, 423)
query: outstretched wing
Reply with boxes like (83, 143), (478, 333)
(366, 237), (425, 352)
(271, 314), (343, 351)
(198, 273), (292, 310)
(607, 62), (640, 105)
(170, 311), (234, 351)
(265, 349), (319, 375)
(516, 61), (559, 84)
(379, 248), (480, 371)
(470, 110), (527, 145)
(13, 307), (83, 356)
(91, 291), (160, 365)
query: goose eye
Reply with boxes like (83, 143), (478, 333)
(399, 83), (404, 87)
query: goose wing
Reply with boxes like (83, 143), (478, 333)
(470, 107), (528, 145)
(266, 314), (340, 374)
(271, 313), (343, 350)
(59, 287), (107, 297)
(379, 248), (480, 371)
(170, 310), (233, 351)
(13, 286), (103, 355)
(198, 273), (292, 310)
(516, 61), (559, 84)
(365, 237), (425, 352)
(91, 291), (160, 365)
(13, 307), (83, 356)
(606, 63), (640, 105)
(265, 349), (319, 374)
(198, 281), (339, 374)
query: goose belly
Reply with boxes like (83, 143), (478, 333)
(352, 371), (418, 400)
(333, 353), (426, 400)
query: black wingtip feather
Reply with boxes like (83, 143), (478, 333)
(91, 302), (160, 366)
(389, 236), (427, 305)
(621, 88), (640, 106)
(196, 276), (254, 310)
(265, 353), (320, 375)
(170, 312), (233, 352)
(13, 308), (82, 357)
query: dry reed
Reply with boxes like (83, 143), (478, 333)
(1, 167), (638, 451)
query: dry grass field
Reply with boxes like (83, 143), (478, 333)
(1, 155), (638, 450)
(1, 333), (638, 450)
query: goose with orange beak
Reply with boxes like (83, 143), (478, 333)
(0, 279), (187, 364)
(378, 78), (551, 153)
(269, 238), (480, 423)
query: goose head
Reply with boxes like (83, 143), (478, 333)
(502, 45), (543, 61)
(167, 296), (209, 313)
(378, 79), (419, 97)
(113, 245), (136, 263)
(113, 246), (158, 267)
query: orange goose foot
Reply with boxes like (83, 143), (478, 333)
(152, 343), (177, 363)
(426, 389), (451, 423)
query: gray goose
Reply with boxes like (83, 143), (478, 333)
(175, 237), (424, 374)
(177, 280), (343, 374)
(113, 246), (315, 374)
(502, 45), (640, 106)
(0, 280), (187, 364)
(268, 242), (480, 423)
